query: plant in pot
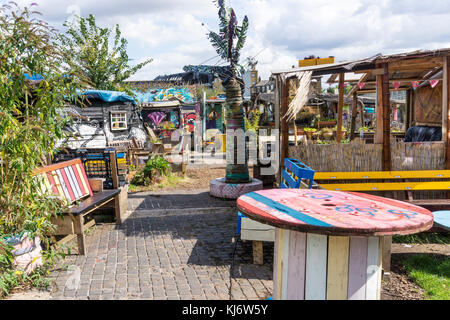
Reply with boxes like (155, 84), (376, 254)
(304, 127), (317, 140)
(321, 127), (334, 140)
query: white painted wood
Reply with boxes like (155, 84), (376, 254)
(241, 218), (275, 242)
(305, 233), (328, 300)
(281, 229), (290, 299)
(366, 236), (381, 300)
(273, 228), (282, 300)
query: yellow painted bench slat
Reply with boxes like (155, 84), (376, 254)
(314, 170), (450, 180)
(320, 181), (450, 192)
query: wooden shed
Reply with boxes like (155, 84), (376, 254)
(272, 48), (450, 174)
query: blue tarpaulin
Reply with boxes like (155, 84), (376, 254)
(365, 107), (375, 114)
(77, 89), (136, 105)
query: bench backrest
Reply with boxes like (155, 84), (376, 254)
(35, 158), (93, 204)
(281, 158), (315, 189)
(314, 170), (450, 191)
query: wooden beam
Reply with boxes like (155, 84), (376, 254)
(387, 57), (443, 69)
(405, 89), (411, 131)
(355, 68), (384, 75)
(375, 74), (384, 144)
(336, 73), (345, 143)
(443, 57), (448, 144)
(382, 63), (392, 171)
(350, 92), (358, 141)
(445, 57), (450, 169)
(280, 78), (290, 167)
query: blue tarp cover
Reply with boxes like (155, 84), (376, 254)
(77, 89), (136, 105)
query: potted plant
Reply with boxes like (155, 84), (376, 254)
(304, 127), (317, 140)
(318, 117), (337, 128)
(321, 127), (334, 140)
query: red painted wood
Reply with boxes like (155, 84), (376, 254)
(236, 189), (434, 236)
(45, 172), (59, 195)
(71, 164), (87, 196)
(60, 167), (75, 202)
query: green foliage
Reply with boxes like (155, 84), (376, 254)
(0, 3), (83, 297)
(401, 254), (450, 300)
(0, 244), (64, 298)
(131, 155), (171, 186)
(304, 127), (317, 132)
(393, 233), (450, 245)
(207, 0), (249, 75)
(0, 3), (82, 238)
(59, 14), (152, 93)
(244, 110), (260, 132)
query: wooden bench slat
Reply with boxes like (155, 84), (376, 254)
(315, 170), (450, 180)
(320, 181), (450, 192)
(69, 189), (121, 216)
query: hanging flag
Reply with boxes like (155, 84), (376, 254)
(393, 81), (401, 90)
(411, 81), (420, 90)
(430, 79), (440, 88)
(358, 82), (365, 90)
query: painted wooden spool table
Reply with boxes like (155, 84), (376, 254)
(236, 189), (434, 300)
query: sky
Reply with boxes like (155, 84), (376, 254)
(9, 0), (450, 81)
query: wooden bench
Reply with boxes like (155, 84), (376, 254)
(35, 158), (122, 255)
(314, 169), (450, 277)
(238, 158), (315, 264)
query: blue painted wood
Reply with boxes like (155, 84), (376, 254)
(281, 158), (315, 189)
(432, 211), (450, 231)
(244, 192), (332, 227)
(238, 158), (315, 236)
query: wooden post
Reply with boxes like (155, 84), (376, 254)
(280, 78), (290, 167)
(72, 214), (86, 255)
(337, 73), (345, 143)
(405, 89), (411, 131)
(109, 150), (119, 189)
(294, 122), (298, 145)
(350, 92), (358, 141)
(375, 74), (384, 144)
(382, 63), (391, 171)
(444, 57), (450, 171)
(253, 240), (264, 265)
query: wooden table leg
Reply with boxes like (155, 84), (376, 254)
(253, 241), (264, 265)
(114, 194), (121, 225)
(382, 236), (392, 280)
(274, 228), (383, 300)
(72, 214), (86, 255)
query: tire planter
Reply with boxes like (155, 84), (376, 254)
(4, 233), (43, 274)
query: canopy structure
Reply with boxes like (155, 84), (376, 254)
(272, 48), (450, 172)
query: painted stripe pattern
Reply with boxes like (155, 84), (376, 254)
(273, 229), (383, 300)
(36, 159), (92, 204)
(236, 189), (433, 236)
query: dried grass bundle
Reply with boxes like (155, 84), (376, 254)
(284, 71), (312, 121)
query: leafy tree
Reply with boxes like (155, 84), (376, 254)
(0, 3), (86, 294)
(59, 14), (152, 93)
(207, 0), (250, 183)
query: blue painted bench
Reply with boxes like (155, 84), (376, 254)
(431, 211), (450, 231)
(237, 158), (315, 264)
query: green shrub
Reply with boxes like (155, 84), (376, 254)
(131, 155), (171, 186)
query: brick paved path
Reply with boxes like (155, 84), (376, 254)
(49, 189), (273, 300)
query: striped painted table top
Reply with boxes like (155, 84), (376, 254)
(237, 189), (434, 236)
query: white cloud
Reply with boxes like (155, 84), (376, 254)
(8, 0), (450, 80)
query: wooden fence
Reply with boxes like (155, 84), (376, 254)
(288, 139), (445, 172)
(288, 139), (446, 199)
